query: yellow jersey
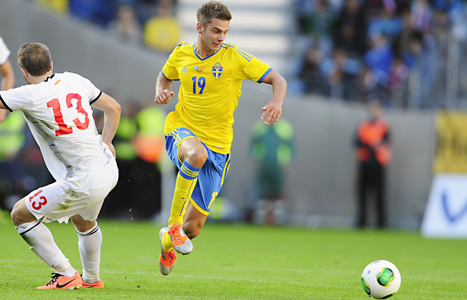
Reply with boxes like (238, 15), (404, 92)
(162, 42), (272, 154)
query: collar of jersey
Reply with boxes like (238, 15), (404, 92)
(193, 43), (224, 61)
(44, 73), (56, 82)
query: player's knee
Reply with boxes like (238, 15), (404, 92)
(10, 205), (20, 226)
(186, 147), (208, 168)
(11, 199), (34, 226)
(183, 222), (202, 239)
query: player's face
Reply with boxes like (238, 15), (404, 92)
(199, 18), (229, 54)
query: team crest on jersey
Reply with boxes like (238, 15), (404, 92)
(212, 62), (223, 79)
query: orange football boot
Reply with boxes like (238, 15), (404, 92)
(36, 271), (82, 290)
(159, 227), (177, 275)
(168, 223), (193, 255)
(81, 276), (104, 288)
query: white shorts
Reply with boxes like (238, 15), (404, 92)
(25, 159), (118, 223)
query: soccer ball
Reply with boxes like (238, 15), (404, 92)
(361, 260), (401, 299)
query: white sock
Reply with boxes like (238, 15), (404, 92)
(77, 223), (102, 283)
(16, 221), (76, 277)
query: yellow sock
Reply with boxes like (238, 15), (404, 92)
(162, 232), (173, 252)
(168, 161), (200, 226)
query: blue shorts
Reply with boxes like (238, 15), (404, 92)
(165, 128), (230, 215)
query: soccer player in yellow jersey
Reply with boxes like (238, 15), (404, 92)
(154, 1), (287, 275)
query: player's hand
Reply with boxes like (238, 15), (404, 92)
(261, 101), (282, 125)
(155, 90), (174, 105)
(106, 143), (116, 158)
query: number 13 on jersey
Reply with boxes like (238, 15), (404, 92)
(47, 93), (90, 136)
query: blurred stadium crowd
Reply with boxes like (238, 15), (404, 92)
(35, 0), (182, 52)
(293, 0), (467, 109)
(33, 0), (467, 110)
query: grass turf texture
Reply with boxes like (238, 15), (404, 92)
(1, 218), (466, 299)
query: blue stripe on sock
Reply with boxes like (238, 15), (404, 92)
(179, 161), (200, 180)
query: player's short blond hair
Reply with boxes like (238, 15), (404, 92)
(197, 1), (232, 27)
(18, 43), (52, 76)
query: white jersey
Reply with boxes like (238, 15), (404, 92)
(0, 72), (113, 180)
(0, 36), (11, 65)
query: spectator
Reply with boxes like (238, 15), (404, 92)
(298, 45), (326, 94)
(68, 0), (114, 28)
(358, 33), (394, 103)
(131, 103), (165, 219)
(101, 101), (139, 219)
(143, 0), (182, 53)
(354, 100), (391, 228)
(302, 0), (336, 55)
(108, 3), (142, 45)
(410, 0), (433, 34)
(387, 57), (410, 106)
(0, 111), (26, 210)
(332, 0), (367, 59)
(36, 0), (68, 13)
(250, 119), (295, 225)
(0, 36), (23, 211)
(320, 47), (361, 100)
(364, 33), (394, 86)
(367, 7), (403, 42)
(392, 9), (418, 59)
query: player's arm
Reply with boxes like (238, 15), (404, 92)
(155, 72), (174, 105)
(0, 106), (7, 124)
(0, 59), (14, 91)
(91, 92), (121, 158)
(0, 59), (14, 124)
(260, 70), (287, 125)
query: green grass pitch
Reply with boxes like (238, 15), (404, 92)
(1, 217), (466, 299)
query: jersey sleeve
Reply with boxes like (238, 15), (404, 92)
(162, 45), (181, 81)
(77, 74), (102, 104)
(0, 37), (11, 65)
(0, 85), (33, 112)
(234, 47), (272, 83)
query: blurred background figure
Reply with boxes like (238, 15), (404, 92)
(250, 118), (295, 225)
(143, 0), (181, 53)
(320, 47), (360, 100)
(332, 0), (367, 60)
(35, 0), (69, 13)
(0, 112), (26, 210)
(101, 101), (140, 219)
(131, 103), (166, 219)
(302, 0), (335, 56)
(0, 35), (24, 213)
(103, 101), (165, 220)
(0, 36), (14, 96)
(68, 0), (113, 28)
(354, 100), (391, 228)
(108, 3), (142, 45)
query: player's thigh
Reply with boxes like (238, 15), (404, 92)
(24, 181), (73, 223)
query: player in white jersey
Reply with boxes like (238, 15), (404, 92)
(0, 43), (121, 290)
(0, 36), (15, 122)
